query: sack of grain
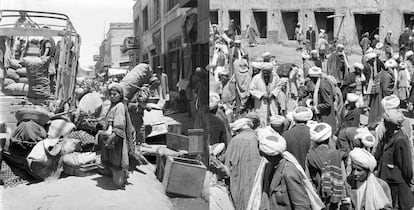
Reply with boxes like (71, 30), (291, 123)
(77, 92), (103, 117)
(4, 78), (16, 86)
(15, 105), (50, 126)
(6, 68), (20, 82)
(16, 68), (27, 77)
(19, 77), (28, 83)
(48, 119), (76, 138)
(22, 56), (51, 99)
(4, 83), (28, 96)
(119, 63), (153, 101)
(9, 59), (22, 70)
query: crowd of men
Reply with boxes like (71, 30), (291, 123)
(208, 22), (414, 210)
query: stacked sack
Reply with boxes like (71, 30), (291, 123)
(3, 59), (29, 96)
(22, 56), (51, 99)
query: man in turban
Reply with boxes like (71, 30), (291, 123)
(341, 62), (366, 105)
(249, 62), (280, 127)
(250, 127), (314, 209)
(346, 148), (392, 210)
(336, 127), (374, 155)
(368, 59), (396, 125)
(306, 123), (346, 208)
(337, 93), (361, 133)
(308, 66), (337, 132)
(209, 93), (230, 145)
(225, 117), (261, 210)
(374, 109), (414, 210)
(283, 106), (313, 169)
(269, 115), (287, 134)
(327, 44), (349, 82)
(233, 59), (253, 116)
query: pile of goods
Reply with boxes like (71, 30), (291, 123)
(3, 59), (28, 96)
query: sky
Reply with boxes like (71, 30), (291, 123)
(1, 0), (135, 69)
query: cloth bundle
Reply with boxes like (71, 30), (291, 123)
(22, 56), (51, 99)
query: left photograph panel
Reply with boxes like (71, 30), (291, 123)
(0, 0), (210, 209)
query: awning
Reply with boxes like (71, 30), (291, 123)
(108, 68), (127, 76)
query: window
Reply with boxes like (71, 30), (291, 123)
(167, 0), (179, 12)
(134, 17), (139, 37)
(210, 11), (218, 25)
(143, 6), (149, 31)
(154, 0), (160, 22)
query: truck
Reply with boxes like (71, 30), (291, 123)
(0, 10), (81, 131)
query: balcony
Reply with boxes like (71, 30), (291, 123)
(120, 37), (140, 53)
(180, 0), (197, 8)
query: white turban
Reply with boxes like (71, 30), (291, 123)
(251, 62), (263, 69)
(347, 93), (359, 103)
(383, 109), (405, 125)
(246, 112), (260, 121)
(209, 93), (220, 110)
(261, 62), (274, 72)
(292, 106), (313, 121)
(234, 40), (241, 44)
(354, 62), (364, 70)
(381, 95), (400, 110)
(310, 50), (318, 55)
(366, 47), (374, 54)
(210, 143), (225, 156)
(308, 66), (323, 77)
(262, 52), (271, 57)
(366, 52), (377, 60)
(349, 148), (377, 171)
(405, 50), (414, 58)
(337, 44), (345, 50)
(354, 129), (376, 148)
(219, 68), (230, 76)
(375, 43), (383, 49)
(230, 118), (253, 132)
(309, 123), (332, 142)
(385, 59), (397, 69)
(257, 127), (286, 156)
(302, 52), (311, 60)
(270, 115), (286, 126)
(392, 53), (400, 60)
(400, 62), (408, 69)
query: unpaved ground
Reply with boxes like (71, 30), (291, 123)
(1, 165), (173, 210)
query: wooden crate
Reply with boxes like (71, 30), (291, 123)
(162, 156), (206, 197)
(166, 130), (204, 154)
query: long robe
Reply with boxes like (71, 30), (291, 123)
(234, 59), (252, 109)
(283, 124), (311, 170)
(314, 78), (337, 132)
(368, 69), (395, 125)
(225, 128), (261, 210)
(246, 26), (257, 45)
(306, 29), (316, 50)
(327, 52), (348, 81)
(249, 72), (280, 127)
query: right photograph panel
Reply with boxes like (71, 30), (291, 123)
(209, 0), (414, 209)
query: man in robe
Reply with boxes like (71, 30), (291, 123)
(233, 59), (252, 115)
(367, 59), (396, 125)
(246, 24), (257, 47)
(209, 93), (229, 145)
(360, 32), (371, 54)
(306, 25), (316, 53)
(327, 44), (349, 82)
(302, 52), (314, 77)
(341, 62), (366, 105)
(230, 40), (245, 61)
(308, 66), (337, 132)
(225, 118), (261, 210)
(374, 109), (414, 209)
(346, 148), (392, 209)
(337, 93), (361, 134)
(283, 106), (313, 169)
(399, 27), (410, 60)
(249, 62), (280, 127)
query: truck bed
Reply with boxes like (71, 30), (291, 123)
(0, 96), (31, 132)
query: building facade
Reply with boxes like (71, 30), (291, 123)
(210, 0), (414, 45)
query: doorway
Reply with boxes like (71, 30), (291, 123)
(253, 11), (267, 38)
(229, 10), (241, 34)
(281, 11), (298, 40)
(354, 14), (380, 41)
(404, 13), (414, 30)
(210, 11), (219, 25)
(314, 11), (334, 41)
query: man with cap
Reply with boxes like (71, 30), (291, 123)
(225, 117), (261, 210)
(337, 93), (361, 133)
(283, 106), (313, 169)
(308, 66), (337, 132)
(363, 51), (385, 96)
(249, 62), (280, 127)
(374, 109), (414, 210)
(346, 148), (392, 209)
(367, 59), (396, 125)
(327, 44), (349, 82)
(306, 123), (346, 208)
(306, 25), (316, 53)
(295, 23), (304, 50)
(360, 32), (371, 55)
(253, 127), (313, 209)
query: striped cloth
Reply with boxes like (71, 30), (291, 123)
(320, 151), (346, 204)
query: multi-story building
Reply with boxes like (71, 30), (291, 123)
(94, 22), (133, 75)
(210, 0), (414, 45)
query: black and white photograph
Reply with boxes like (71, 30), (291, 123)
(0, 0), (209, 209)
(209, 0), (414, 209)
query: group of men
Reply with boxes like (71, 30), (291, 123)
(208, 23), (414, 209)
